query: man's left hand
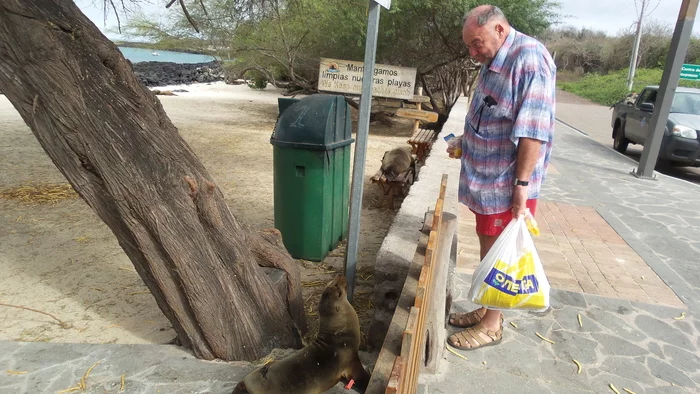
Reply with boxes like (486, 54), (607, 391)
(512, 185), (528, 218)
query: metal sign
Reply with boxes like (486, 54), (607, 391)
(680, 63), (700, 80)
(375, 0), (391, 9)
(318, 57), (416, 100)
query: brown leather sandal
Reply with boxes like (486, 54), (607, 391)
(448, 309), (485, 328)
(447, 323), (503, 350)
(448, 309), (503, 328)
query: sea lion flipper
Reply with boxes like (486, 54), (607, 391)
(346, 356), (370, 392)
(231, 381), (250, 394)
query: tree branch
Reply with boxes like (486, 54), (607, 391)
(178, 0), (200, 33)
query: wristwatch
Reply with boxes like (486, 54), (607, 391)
(514, 178), (529, 187)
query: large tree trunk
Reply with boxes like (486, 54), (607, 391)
(0, 0), (306, 361)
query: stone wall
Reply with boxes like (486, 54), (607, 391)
(131, 61), (225, 87)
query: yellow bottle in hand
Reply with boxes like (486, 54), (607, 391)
(444, 133), (462, 159)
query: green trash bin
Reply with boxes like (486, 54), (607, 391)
(270, 94), (354, 261)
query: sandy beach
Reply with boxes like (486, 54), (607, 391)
(0, 82), (414, 350)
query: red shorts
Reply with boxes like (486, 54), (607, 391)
(471, 199), (538, 237)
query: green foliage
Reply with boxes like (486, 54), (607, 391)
(542, 21), (700, 75)
(246, 70), (268, 89)
(490, 0), (559, 37)
(559, 68), (700, 106)
(377, 0), (559, 71)
(559, 70), (628, 106)
(121, 0), (560, 75)
(118, 0), (560, 104)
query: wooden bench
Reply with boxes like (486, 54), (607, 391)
(400, 89), (438, 163)
(407, 128), (436, 163)
(370, 164), (415, 209)
(384, 174), (449, 394)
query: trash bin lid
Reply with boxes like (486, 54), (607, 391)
(271, 94), (354, 150)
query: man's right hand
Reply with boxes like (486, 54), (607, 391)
(446, 135), (462, 158)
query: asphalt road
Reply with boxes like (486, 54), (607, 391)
(556, 89), (700, 185)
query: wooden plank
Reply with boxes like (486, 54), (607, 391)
(417, 129), (430, 142)
(425, 211), (457, 372)
(424, 230), (437, 267)
(432, 175), (447, 226)
(383, 175), (450, 394)
(411, 305), (425, 394)
(412, 89), (424, 133)
(400, 307), (419, 359)
(385, 356), (404, 394)
(412, 301), (428, 392)
(421, 174), (451, 372)
(409, 128), (433, 144)
(407, 174), (448, 391)
(438, 174), (448, 200)
(396, 108), (439, 122)
(402, 309), (420, 394)
(407, 308), (423, 394)
(415, 268), (428, 310)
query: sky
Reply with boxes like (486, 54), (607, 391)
(555, 0), (699, 36)
(74, 0), (699, 41)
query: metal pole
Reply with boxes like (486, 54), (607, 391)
(627, 8), (644, 92)
(633, 0), (698, 179)
(344, 1), (382, 302)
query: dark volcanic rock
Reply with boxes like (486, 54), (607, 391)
(131, 61), (225, 87)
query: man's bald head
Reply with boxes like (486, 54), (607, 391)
(464, 5), (508, 27)
(462, 5), (510, 64)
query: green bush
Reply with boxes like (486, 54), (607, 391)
(246, 70), (268, 90)
(559, 68), (700, 106)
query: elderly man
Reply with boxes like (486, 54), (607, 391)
(446, 5), (556, 350)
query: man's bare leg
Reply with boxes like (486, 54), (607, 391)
(472, 232), (502, 331)
(447, 230), (504, 348)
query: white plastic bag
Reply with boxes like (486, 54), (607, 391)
(467, 210), (550, 312)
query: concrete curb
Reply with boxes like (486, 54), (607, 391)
(368, 98), (465, 348)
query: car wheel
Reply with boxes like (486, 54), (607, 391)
(613, 125), (629, 153)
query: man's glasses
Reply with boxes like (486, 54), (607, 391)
(468, 95), (497, 135)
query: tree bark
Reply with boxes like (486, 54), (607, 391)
(0, 0), (306, 361)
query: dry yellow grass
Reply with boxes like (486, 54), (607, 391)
(0, 183), (77, 204)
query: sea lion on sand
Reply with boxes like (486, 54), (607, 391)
(232, 274), (370, 394)
(381, 147), (415, 182)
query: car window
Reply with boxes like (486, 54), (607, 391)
(636, 90), (655, 107)
(671, 93), (700, 114)
(642, 90), (657, 104)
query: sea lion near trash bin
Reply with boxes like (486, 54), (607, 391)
(231, 274), (370, 394)
(381, 147), (415, 182)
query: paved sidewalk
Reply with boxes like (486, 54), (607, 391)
(429, 94), (700, 393)
(458, 201), (684, 307)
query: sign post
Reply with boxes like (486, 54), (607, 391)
(344, 0), (391, 302)
(633, 0), (698, 179)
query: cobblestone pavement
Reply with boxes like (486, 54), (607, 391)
(437, 95), (700, 393)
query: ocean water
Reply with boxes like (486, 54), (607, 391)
(118, 46), (216, 64)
